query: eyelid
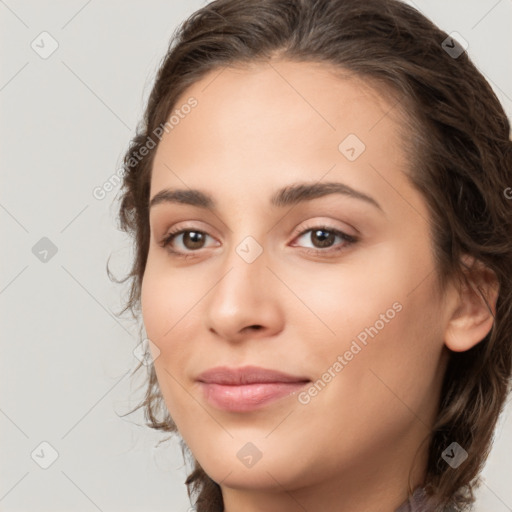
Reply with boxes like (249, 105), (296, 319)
(158, 220), (219, 242)
(290, 219), (356, 239)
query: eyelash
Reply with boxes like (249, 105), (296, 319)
(159, 224), (357, 259)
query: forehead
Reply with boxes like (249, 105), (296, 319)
(150, 59), (411, 198)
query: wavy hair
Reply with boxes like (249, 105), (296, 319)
(115, 0), (512, 510)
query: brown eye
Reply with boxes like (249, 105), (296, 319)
(161, 229), (218, 257)
(292, 226), (357, 255)
(310, 229), (336, 248)
(181, 231), (206, 250)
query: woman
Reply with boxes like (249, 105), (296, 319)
(116, 0), (512, 510)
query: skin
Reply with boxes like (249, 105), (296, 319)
(141, 60), (496, 512)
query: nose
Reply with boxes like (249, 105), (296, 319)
(204, 242), (284, 343)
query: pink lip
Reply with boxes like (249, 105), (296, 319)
(196, 365), (310, 412)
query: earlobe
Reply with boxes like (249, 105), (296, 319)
(444, 261), (499, 353)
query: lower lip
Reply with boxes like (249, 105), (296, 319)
(199, 382), (309, 412)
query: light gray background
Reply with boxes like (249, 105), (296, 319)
(1, 1), (511, 511)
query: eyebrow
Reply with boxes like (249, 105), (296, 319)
(149, 181), (383, 212)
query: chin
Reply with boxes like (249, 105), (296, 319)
(204, 462), (290, 491)
(192, 439), (315, 493)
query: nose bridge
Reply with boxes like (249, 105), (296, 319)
(204, 230), (283, 339)
(213, 233), (269, 307)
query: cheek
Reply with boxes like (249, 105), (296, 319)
(140, 256), (204, 343)
(140, 264), (195, 407)
(140, 258), (210, 416)
(316, 270), (445, 435)
(276, 256), (406, 366)
(291, 244), (445, 412)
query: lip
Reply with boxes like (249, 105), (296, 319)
(197, 365), (311, 412)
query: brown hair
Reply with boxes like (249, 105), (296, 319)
(115, 0), (512, 510)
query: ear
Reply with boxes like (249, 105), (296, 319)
(444, 257), (499, 353)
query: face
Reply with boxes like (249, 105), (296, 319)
(141, 60), (451, 502)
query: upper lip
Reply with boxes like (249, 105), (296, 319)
(196, 365), (310, 385)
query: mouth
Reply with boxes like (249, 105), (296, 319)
(196, 365), (311, 412)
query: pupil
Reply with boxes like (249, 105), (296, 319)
(313, 229), (334, 248)
(184, 231), (204, 249)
